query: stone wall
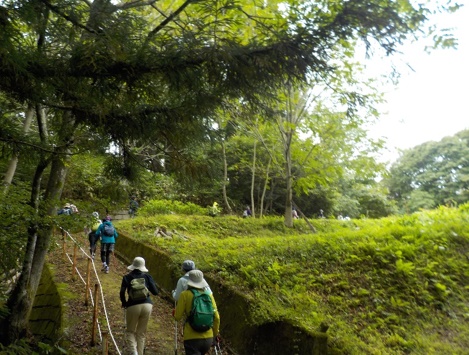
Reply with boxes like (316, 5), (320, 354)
(29, 264), (67, 348)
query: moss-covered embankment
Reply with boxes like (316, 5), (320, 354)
(115, 231), (328, 354)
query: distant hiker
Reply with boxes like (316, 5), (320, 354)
(120, 257), (159, 355)
(173, 270), (220, 355)
(57, 203), (73, 215)
(95, 215), (118, 273)
(172, 260), (212, 302)
(242, 206), (252, 218)
(129, 196), (139, 218)
(70, 203), (79, 214)
(292, 207), (299, 219)
(88, 212), (102, 259)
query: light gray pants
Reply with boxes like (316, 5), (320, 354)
(125, 303), (153, 355)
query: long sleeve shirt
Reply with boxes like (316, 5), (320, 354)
(120, 270), (159, 308)
(174, 288), (220, 341)
(172, 274), (213, 302)
(95, 221), (118, 244)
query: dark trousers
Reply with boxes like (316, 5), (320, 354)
(88, 232), (97, 255)
(183, 338), (212, 355)
(101, 243), (115, 265)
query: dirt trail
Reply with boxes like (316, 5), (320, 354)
(48, 230), (186, 354)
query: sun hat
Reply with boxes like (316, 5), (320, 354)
(92, 211), (99, 218)
(187, 270), (209, 289)
(182, 260), (195, 272)
(127, 257), (148, 272)
(64, 203), (71, 208)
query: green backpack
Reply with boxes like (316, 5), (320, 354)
(187, 289), (214, 332)
(129, 278), (150, 301)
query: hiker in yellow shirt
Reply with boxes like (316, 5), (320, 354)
(173, 270), (220, 355)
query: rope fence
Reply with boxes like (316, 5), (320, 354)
(58, 226), (122, 355)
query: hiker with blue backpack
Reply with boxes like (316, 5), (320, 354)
(95, 215), (118, 273)
(173, 269), (220, 355)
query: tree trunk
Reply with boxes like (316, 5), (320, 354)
(260, 158), (271, 218)
(2, 112), (75, 344)
(3, 104), (34, 191)
(221, 137), (232, 213)
(284, 128), (293, 227)
(250, 138), (257, 218)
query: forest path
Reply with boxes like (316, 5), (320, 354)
(48, 230), (185, 355)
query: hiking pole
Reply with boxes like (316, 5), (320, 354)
(215, 335), (222, 355)
(174, 301), (178, 355)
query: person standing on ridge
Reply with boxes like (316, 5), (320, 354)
(129, 196), (139, 218)
(120, 257), (159, 355)
(95, 215), (117, 273)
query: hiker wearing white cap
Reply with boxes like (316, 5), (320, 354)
(172, 260), (212, 302)
(120, 257), (159, 355)
(173, 269), (220, 355)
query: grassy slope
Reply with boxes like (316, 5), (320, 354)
(116, 205), (469, 354)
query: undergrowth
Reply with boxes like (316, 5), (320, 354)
(117, 205), (469, 354)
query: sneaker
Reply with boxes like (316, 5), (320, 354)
(101, 263), (107, 271)
(105, 266), (110, 274)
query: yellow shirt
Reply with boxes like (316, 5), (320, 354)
(174, 288), (220, 340)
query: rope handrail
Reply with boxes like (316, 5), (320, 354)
(59, 226), (122, 354)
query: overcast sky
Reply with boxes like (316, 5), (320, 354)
(368, 4), (468, 163)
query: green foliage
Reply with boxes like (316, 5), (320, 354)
(139, 199), (206, 216)
(386, 130), (469, 213)
(0, 182), (34, 281)
(0, 339), (36, 355)
(117, 205), (469, 354)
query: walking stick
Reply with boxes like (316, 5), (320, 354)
(174, 301), (178, 355)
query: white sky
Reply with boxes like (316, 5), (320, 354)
(368, 4), (469, 164)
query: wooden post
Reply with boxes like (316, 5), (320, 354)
(85, 257), (92, 306)
(102, 331), (108, 355)
(62, 231), (66, 258)
(91, 284), (99, 346)
(71, 243), (78, 280)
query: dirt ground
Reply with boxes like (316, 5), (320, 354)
(48, 230), (218, 355)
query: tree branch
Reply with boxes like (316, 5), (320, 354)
(37, 0), (98, 34)
(116, 0), (158, 11)
(144, 0), (194, 45)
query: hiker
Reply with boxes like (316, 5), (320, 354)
(120, 257), (159, 355)
(292, 207), (299, 219)
(70, 203), (79, 214)
(57, 203), (73, 215)
(242, 206), (252, 218)
(172, 260), (212, 302)
(88, 212), (102, 259)
(95, 215), (118, 273)
(129, 196), (139, 218)
(173, 270), (220, 355)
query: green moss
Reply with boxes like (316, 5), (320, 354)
(114, 205), (469, 354)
